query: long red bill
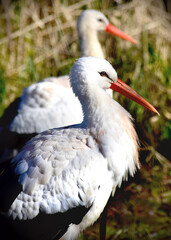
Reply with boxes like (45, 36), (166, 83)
(110, 78), (159, 115)
(106, 23), (137, 44)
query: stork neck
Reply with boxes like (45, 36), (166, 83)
(74, 78), (140, 183)
(80, 85), (139, 182)
(81, 86), (115, 130)
(78, 30), (105, 59)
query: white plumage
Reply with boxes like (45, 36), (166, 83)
(9, 76), (81, 134)
(9, 9), (130, 134)
(0, 57), (158, 240)
(0, 9), (137, 163)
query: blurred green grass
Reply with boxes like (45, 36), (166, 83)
(0, 0), (170, 239)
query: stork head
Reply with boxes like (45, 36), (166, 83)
(70, 57), (117, 94)
(77, 9), (137, 44)
(70, 57), (159, 115)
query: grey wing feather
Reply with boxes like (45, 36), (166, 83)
(0, 76), (83, 164)
(0, 127), (107, 240)
(9, 80), (83, 134)
(4, 128), (105, 218)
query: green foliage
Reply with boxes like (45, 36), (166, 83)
(22, 55), (37, 83)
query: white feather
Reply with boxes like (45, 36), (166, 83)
(3, 57), (139, 240)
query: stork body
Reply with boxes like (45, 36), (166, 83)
(9, 76), (81, 134)
(0, 57), (158, 240)
(0, 9), (137, 162)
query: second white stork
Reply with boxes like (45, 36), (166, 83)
(0, 57), (158, 240)
(0, 9), (137, 163)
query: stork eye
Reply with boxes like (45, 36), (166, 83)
(98, 18), (103, 22)
(99, 71), (109, 78)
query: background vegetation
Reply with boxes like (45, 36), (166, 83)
(0, 0), (170, 239)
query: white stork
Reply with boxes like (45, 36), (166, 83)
(0, 57), (158, 240)
(0, 9), (137, 163)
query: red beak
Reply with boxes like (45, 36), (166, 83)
(106, 23), (137, 44)
(110, 78), (159, 115)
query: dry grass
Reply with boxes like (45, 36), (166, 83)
(0, 0), (170, 110)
